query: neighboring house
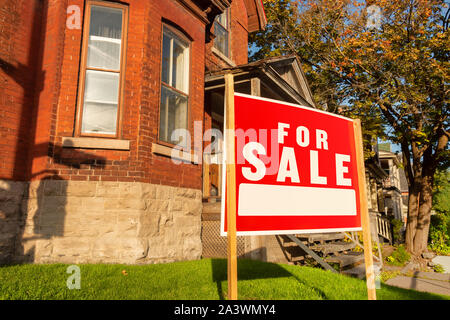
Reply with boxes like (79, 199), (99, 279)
(398, 162), (410, 225)
(0, 0), (268, 264)
(364, 143), (390, 243)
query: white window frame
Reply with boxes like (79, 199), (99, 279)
(213, 9), (230, 57)
(158, 25), (191, 146)
(75, 1), (128, 138)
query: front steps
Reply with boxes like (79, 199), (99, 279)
(278, 232), (369, 274)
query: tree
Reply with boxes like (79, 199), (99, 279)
(250, 0), (449, 255)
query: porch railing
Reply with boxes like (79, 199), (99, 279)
(376, 213), (392, 244)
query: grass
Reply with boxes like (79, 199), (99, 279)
(0, 258), (448, 300)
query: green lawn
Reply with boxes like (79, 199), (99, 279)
(0, 258), (448, 300)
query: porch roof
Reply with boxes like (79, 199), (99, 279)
(205, 55), (316, 109)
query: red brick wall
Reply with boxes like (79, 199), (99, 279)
(205, 0), (249, 71)
(138, 1), (205, 189)
(0, 0), (43, 181)
(30, 0), (68, 182)
(1, 0), (251, 191)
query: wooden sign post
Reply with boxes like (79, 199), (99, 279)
(353, 119), (377, 300)
(225, 73), (238, 300)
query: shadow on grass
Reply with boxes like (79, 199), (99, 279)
(211, 258), (328, 300)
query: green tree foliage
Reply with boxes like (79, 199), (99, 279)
(250, 0), (449, 255)
(429, 169), (450, 255)
(433, 169), (450, 214)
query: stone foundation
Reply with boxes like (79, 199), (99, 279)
(9, 180), (202, 264)
(0, 180), (27, 264)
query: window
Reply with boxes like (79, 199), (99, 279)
(214, 10), (229, 57)
(76, 1), (128, 137)
(159, 25), (190, 146)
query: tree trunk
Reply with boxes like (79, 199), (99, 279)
(405, 189), (419, 253)
(413, 176), (434, 254)
(405, 175), (434, 255)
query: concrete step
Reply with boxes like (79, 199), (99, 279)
(202, 202), (221, 220)
(296, 232), (345, 243)
(325, 252), (365, 268)
(202, 202), (221, 214)
(309, 241), (356, 255)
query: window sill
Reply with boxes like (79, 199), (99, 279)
(62, 137), (130, 150)
(211, 46), (236, 67)
(152, 143), (198, 164)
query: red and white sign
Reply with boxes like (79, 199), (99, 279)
(221, 93), (363, 236)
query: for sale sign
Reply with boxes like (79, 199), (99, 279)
(221, 93), (363, 236)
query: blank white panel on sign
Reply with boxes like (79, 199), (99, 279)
(238, 183), (357, 216)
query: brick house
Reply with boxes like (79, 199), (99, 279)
(0, 0), (317, 265)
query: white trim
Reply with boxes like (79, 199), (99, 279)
(162, 26), (190, 95)
(234, 92), (354, 122)
(89, 35), (122, 44)
(220, 227), (362, 237)
(84, 99), (117, 104)
(220, 98), (227, 236)
(238, 183), (357, 216)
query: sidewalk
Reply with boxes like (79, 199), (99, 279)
(432, 256), (450, 273)
(385, 271), (450, 296)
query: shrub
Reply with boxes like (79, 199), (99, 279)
(389, 218), (405, 244)
(380, 270), (401, 283)
(433, 264), (445, 273)
(429, 169), (450, 255)
(428, 210), (450, 255)
(386, 245), (410, 266)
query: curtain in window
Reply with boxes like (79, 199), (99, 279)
(81, 5), (123, 135)
(87, 6), (122, 70)
(160, 86), (188, 145)
(159, 26), (189, 145)
(214, 11), (229, 56)
(81, 70), (119, 134)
